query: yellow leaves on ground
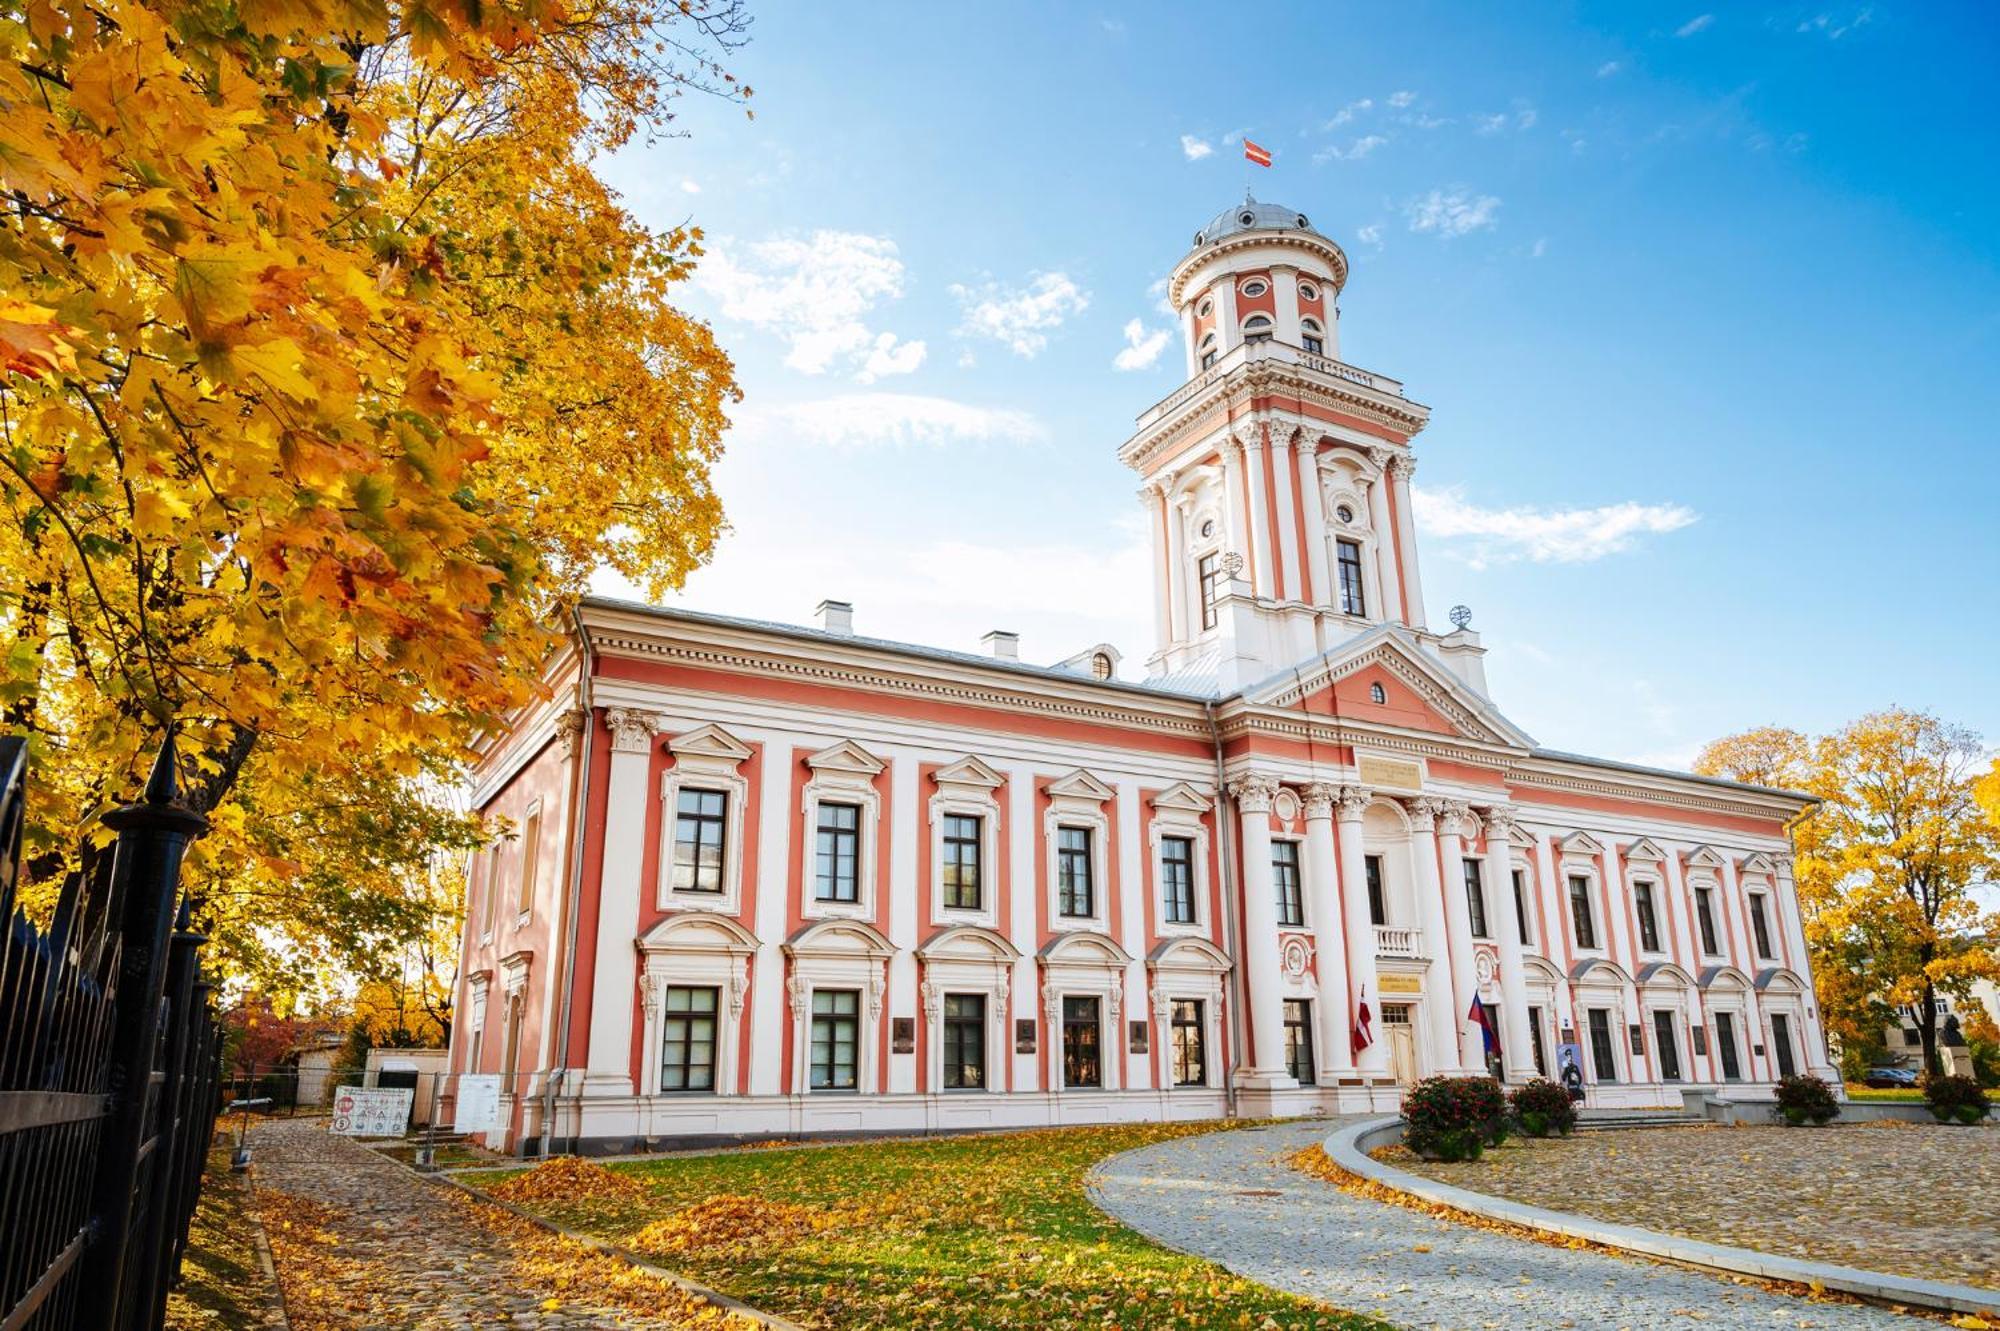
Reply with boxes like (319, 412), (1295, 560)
(632, 1195), (842, 1257)
(489, 1154), (650, 1206)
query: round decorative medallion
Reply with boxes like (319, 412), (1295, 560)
(1272, 788), (1301, 823)
(1334, 503), (1355, 525)
(1475, 950), (1497, 984)
(1280, 936), (1313, 979)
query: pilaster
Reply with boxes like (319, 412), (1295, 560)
(582, 707), (662, 1096)
(1302, 784), (1351, 1076)
(1229, 775), (1295, 1091)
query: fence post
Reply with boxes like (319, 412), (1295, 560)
(136, 896), (209, 1329)
(73, 736), (208, 1331)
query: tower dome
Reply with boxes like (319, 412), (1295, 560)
(1168, 194), (1350, 376)
(1190, 196), (1325, 248)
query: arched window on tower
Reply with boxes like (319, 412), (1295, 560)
(1242, 315), (1273, 345)
(1198, 332), (1217, 371)
(1090, 652), (1113, 681)
(1301, 317), (1325, 356)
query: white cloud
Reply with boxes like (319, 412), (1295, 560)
(1676, 13), (1714, 36)
(1531, 237), (1548, 258)
(1476, 105), (1537, 136)
(696, 230), (917, 378)
(1413, 486), (1698, 567)
(1404, 112), (1453, 130)
(1112, 319), (1171, 372)
(1387, 90), (1417, 108)
(1596, 60), (1624, 77)
(1516, 106), (1539, 130)
(736, 394), (1045, 450)
(1406, 188), (1502, 237)
(680, 178), (701, 194)
(1797, 9), (1872, 39)
(1322, 98), (1374, 129)
(856, 332), (926, 383)
(950, 272), (1090, 358)
(1474, 113), (1509, 136)
(1316, 133), (1388, 163)
(1180, 134), (1214, 161)
(1355, 223), (1384, 248)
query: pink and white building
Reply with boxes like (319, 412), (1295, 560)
(451, 197), (1835, 1153)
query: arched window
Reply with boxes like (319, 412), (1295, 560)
(1300, 316), (1324, 356)
(1090, 652), (1113, 681)
(1240, 278), (1269, 298)
(1369, 682), (1387, 704)
(1242, 315), (1273, 344)
(1196, 298), (1213, 319)
(1298, 281), (1320, 302)
(1198, 331), (1218, 370)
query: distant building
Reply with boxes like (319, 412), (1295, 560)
(450, 196), (1833, 1154)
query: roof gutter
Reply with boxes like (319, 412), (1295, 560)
(542, 602), (595, 1158)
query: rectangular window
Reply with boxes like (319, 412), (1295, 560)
(1586, 1007), (1618, 1082)
(1511, 868), (1531, 944)
(1527, 1005), (1548, 1077)
(942, 813), (983, 911)
(479, 849), (500, 935)
(1161, 835), (1197, 925)
(1171, 999), (1206, 1087)
(1568, 874), (1597, 950)
(1272, 842), (1304, 927)
(1335, 538), (1367, 617)
(814, 801), (861, 903)
(1695, 887), (1720, 955)
(1771, 1013), (1797, 1077)
(516, 809), (542, 917)
(1200, 349), (1217, 370)
(1715, 1011), (1742, 1080)
(1463, 859), (1489, 939)
(1634, 882), (1661, 953)
(1062, 995), (1101, 1088)
(1057, 826), (1095, 917)
(942, 993), (986, 1090)
(660, 986), (719, 1092)
(809, 989), (860, 1090)
(1365, 854), (1386, 927)
(672, 788), (728, 893)
(1197, 553), (1222, 630)
(1749, 894), (1775, 960)
(1284, 999), (1315, 1085)
(1652, 1009), (1681, 1082)
(1301, 334), (1324, 355)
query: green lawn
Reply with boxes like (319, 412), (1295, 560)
(467, 1122), (1385, 1330)
(1843, 1084), (1924, 1102)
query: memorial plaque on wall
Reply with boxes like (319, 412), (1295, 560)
(1129, 1021), (1149, 1053)
(1691, 1025), (1708, 1056)
(1628, 1023), (1645, 1056)
(891, 1017), (915, 1054)
(1015, 1018), (1037, 1054)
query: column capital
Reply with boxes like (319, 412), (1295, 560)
(1437, 799), (1475, 838)
(1229, 774), (1282, 813)
(554, 706), (588, 758)
(1406, 796), (1443, 831)
(1233, 423), (1266, 452)
(603, 707), (665, 755)
(1388, 452), (1417, 481)
(1301, 782), (1338, 820)
(1481, 804), (1519, 842)
(1335, 784), (1372, 821)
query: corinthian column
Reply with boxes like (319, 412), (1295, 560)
(1230, 775), (1294, 1088)
(1238, 426), (1276, 600)
(1405, 798), (1464, 1075)
(1302, 784), (1350, 1078)
(1334, 786), (1389, 1075)
(1436, 800), (1481, 1070)
(1296, 441), (1330, 607)
(1365, 448), (1405, 624)
(583, 707), (663, 1095)
(1482, 807), (1535, 1080)
(1388, 453), (1427, 629)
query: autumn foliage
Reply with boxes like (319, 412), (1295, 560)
(0, 0), (746, 993)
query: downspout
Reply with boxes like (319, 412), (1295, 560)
(541, 604), (596, 1158)
(1207, 699), (1242, 1119)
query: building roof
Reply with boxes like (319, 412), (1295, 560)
(1191, 196), (1327, 248)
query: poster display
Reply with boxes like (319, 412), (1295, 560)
(452, 1074), (502, 1133)
(330, 1085), (414, 1137)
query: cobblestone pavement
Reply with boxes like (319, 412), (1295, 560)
(247, 1120), (719, 1329)
(1090, 1119), (1931, 1331)
(1398, 1123), (1999, 1292)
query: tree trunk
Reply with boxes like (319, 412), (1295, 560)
(1918, 978), (1940, 1078)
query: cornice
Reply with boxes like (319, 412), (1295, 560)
(1502, 758), (1809, 823)
(1120, 360), (1429, 475)
(1170, 231), (1349, 306)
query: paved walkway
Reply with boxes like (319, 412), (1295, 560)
(247, 1120), (716, 1329)
(1090, 1119), (1931, 1331)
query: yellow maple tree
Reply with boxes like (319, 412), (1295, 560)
(0, 0), (747, 992)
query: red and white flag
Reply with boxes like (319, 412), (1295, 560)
(1243, 139), (1273, 168)
(1351, 984), (1375, 1057)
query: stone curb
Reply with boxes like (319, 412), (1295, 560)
(239, 1164), (294, 1331)
(1324, 1116), (2000, 1320)
(426, 1171), (807, 1330)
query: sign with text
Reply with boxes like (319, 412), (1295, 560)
(1375, 973), (1423, 996)
(452, 1074), (502, 1134)
(331, 1086), (413, 1138)
(1355, 754), (1424, 795)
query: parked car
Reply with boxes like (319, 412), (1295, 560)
(1862, 1066), (1920, 1088)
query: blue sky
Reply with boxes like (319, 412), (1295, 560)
(596, 2), (2000, 771)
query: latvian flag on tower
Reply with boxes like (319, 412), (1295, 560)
(1351, 983), (1375, 1057)
(1243, 138), (1273, 168)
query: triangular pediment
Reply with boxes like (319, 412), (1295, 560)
(1240, 627), (1536, 750)
(1684, 845), (1727, 872)
(1559, 830), (1606, 857)
(1150, 781), (1214, 815)
(805, 738), (886, 778)
(933, 755), (1005, 790)
(1738, 851), (1780, 880)
(667, 723), (753, 765)
(1045, 768), (1115, 803)
(1625, 837), (1667, 864)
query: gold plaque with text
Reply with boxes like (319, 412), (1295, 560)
(1376, 973), (1424, 995)
(1356, 754), (1424, 793)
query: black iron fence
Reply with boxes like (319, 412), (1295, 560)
(0, 734), (222, 1331)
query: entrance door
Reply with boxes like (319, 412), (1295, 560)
(1527, 1005), (1548, 1077)
(1382, 1003), (1418, 1085)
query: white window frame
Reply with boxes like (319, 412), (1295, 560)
(1039, 932), (1132, 1093)
(658, 724), (754, 915)
(1631, 879), (1667, 956)
(465, 975), (490, 1073)
(1646, 1003), (1687, 1082)
(800, 740), (887, 923)
(1148, 782), (1213, 936)
(1688, 859), (1727, 960)
(1239, 278), (1270, 299)
(928, 756), (1005, 929)
(785, 921), (893, 1096)
(1745, 888), (1778, 962)
(1044, 770), (1114, 934)
(636, 913), (755, 1098)
(1559, 835), (1609, 956)
(514, 800), (543, 927)
(1507, 833), (1538, 948)
(918, 930), (1017, 1095)
(1146, 938), (1230, 1093)
(1271, 836), (1308, 930)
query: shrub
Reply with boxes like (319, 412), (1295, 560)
(1923, 1074), (1990, 1125)
(1402, 1075), (1507, 1161)
(1772, 1073), (1840, 1125)
(1508, 1078), (1578, 1138)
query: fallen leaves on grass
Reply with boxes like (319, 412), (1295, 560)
(487, 1153), (650, 1205)
(632, 1195), (840, 1255)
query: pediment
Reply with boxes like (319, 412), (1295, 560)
(667, 723), (753, 766)
(1242, 627), (1536, 750)
(1625, 837), (1667, 864)
(639, 910), (760, 955)
(805, 739), (886, 778)
(1150, 781), (1214, 815)
(1507, 823), (1538, 850)
(1738, 851), (1780, 880)
(933, 755), (1005, 790)
(1146, 936), (1232, 972)
(1044, 768), (1115, 804)
(917, 924), (1021, 963)
(1684, 845), (1727, 873)
(785, 917), (896, 958)
(1559, 830), (1606, 857)
(1038, 930), (1133, 967)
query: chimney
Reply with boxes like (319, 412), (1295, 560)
(980, 630), (1020, 661)
(815, 599), (853, 635)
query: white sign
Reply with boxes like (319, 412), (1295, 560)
(452, 1074), (502, 1133)
(331, 1085), (413, 1137)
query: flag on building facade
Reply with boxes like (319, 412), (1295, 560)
(1352, 983), (1374, 1056)
(1468, 997), (1501, 1063)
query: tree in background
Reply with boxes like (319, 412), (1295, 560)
(1697, 708), (2000, 1078)
(0, 0), (748, 999)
